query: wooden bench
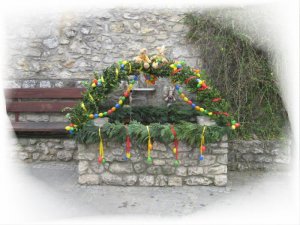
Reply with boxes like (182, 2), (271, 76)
(5, 88), (85, 137)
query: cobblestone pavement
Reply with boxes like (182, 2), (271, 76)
(1, 161), (298, 224)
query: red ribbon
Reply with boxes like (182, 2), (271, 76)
(212, 98), (221, 102)
(184, 76), (197, 84)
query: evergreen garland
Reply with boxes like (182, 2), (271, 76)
(64, 48), (239, 144)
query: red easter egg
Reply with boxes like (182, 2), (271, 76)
(187, 100), (193, 105)
(98, 156), (102, 164)
(201, 146), (206, 152)
(124, 91), (129, 97)
(69, 123), (74, 127)
(93, 79), (98, 84)
(235, 123), (240, 128)
(108, 110), (113, 115)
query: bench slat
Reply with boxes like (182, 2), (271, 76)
(6, 101), (79, 113)
(11, 122), (67, 133)
(5, 88), (85, 99)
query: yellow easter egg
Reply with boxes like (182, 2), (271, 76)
(183, 97), (188, 102)
(148, 144), (153, 150)
(122, 60), (127, 64)
(89, 114), (94, 119)
(231, 125), (236, 130)
(208, 112), (213, 116)
(91, 83), (96, 87)
(118, 100), (123, 105)
(112, 107), (116, 112)
(180, 93), (185, 98)
(126, 152), (131, 158)
(65, 126), (71, 131)
(200, 108), (204, 112)
(195, 106), (200, 111)
(99, 113), (103, 117)
(173, 148), (177, 154)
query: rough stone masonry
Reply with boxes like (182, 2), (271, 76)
(77, 136), (229, 187)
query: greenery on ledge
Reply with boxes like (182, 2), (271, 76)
(74, 120), (230, 146)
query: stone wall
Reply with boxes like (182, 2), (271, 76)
(15, 138), (77, 162)
(5, 8), (200, 123)
(228, 140), (291, 171)
(77, 137), (228, 187)
(15, 137), (291, 173)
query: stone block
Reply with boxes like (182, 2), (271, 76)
(78, 161), (89, 175)
(212, 148), (228, 154)
(77, 152), (96, 160)
(175, 166), (187, 176)
(214, 175), (227, 186)
(153, 159), (166, 166)
(206, 165), (227, 175)
(133, 162), (147, 173)
(109, 162), (133, 174)
(198, 155), (216, 166)
(196, 116), (216, 126)
(219, 142), (228, 148)
(18, 152), (30, 160)
(162, 165), (175, 175)
(57, 150), (73, 161)
(217, 154), (228, 164)
(168, 176), (182, 186)
(32, 153), (40, 160)
(147, 166), (162, 175)
(154, 175), (168, 186)
(139, 175), (155, 186)
(188, 166), (204, 175)
(63, 140), (77, 150)
(90, 161), (105, 173)
(78, 174), (100, 185)
(185, 176), (213, 186)
(100, 172), (124, 185)
(123, 175), (138, 186)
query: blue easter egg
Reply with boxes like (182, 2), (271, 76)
(115, 104), (120, 108)
(97, 83), (102, 87)
(94, 114), (99, 118)
(177, 64), (182, 69)
(121, 64), (125, 69)
(196, 79), (200, 82)
(199, 155), (204, 161)
(69, 130), (74, 135)
(134, 75), (138, 81)
(175, 85), (180, 90)
(192, 103), (196, 108)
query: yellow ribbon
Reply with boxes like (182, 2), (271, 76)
(146, 126), (151, 158)
(128, 63), (132, 74)
(200, 126), (206, 155)
(101, 75), (104, 83)
(81, 102), (87, 112)
(88, 93), (95, 102)
(115, 67), (119, 80)
(99, 128), (104, 158)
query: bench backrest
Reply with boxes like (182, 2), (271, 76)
(5, 88), (85, 122)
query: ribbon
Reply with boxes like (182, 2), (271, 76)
(101, 75), (105, 83)
(88, 93), (95, 102)
(98, 128), (105, 164)
(115, 67), (119, 80)
(170, 125), (179, 160)
(128, 62), (132, 74)
(184, 76), (197, 84)
(81, 102), (87, 112)
(199, 126), (207, 158)
(125, 126), (131, 159)
(146, 126), (152, 160)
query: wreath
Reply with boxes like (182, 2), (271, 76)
(64, 46), (240, 165)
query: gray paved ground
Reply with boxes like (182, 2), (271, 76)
(1, 161), (299, 224)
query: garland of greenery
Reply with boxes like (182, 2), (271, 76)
(66, 47), (240, 152)
(74, 120), (230, 146)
